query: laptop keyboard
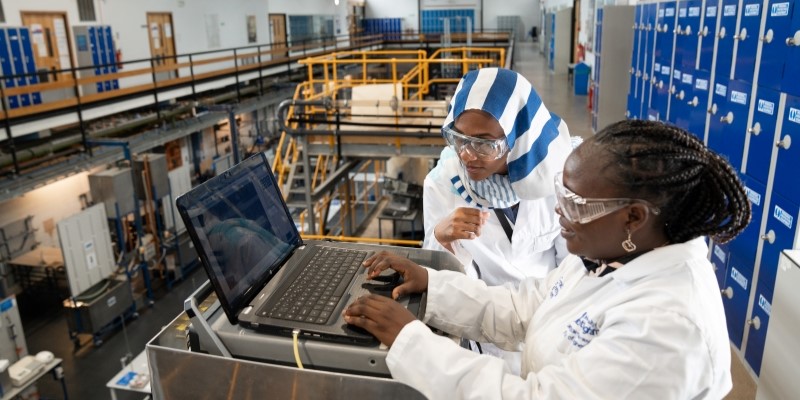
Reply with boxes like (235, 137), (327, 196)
(264, 246), (368, 324)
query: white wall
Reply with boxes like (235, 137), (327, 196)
(365, 0), (419, 31)
(483, 0), (541, 33)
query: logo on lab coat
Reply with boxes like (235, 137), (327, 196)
(549, 278), (564, 298)
(564, 312), (599, 349)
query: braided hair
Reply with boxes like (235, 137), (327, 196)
(588, 120), (750, 244)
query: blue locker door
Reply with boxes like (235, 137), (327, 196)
(641, 4), (658, 110)
(708, 79), (751, 171)
(105, 26), (119, 90)
(722, 252), (754, 348)
(655, 2), (677, 69)
(730, 174), (768, 264)
(0, 28), (19, 110)
(773, 94), (800, 202)
(7, 28), (30, 107)
(757, 193), (798, 296)
(733, 0), (765, 83)
(688, 70), (711, 138)
(716, 0), (740, 80)
(707, 77), (730, 148)
(710, 241), (731, 289)
(677, 0), (703, 70)
(96, 26), (111, 91)
(19, 28), (41, 105)
(782, 12), (800, 96)
(744, 285), (773, 375)
(672, 68), (693, 127)
(745, 87), (781, 184)
(89, 27), (103, 93)
(699, 0), (721, 71)
(759, 1), (795, 89)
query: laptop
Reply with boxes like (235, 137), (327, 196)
(176, 152), (421, 346)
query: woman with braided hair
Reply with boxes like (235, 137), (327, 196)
(344, 119), (750, 399)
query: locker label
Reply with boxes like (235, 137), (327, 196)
(666, 8), (675, 17)
(745, 186), (762, 206)
(655, 62), (661, 71)
(674, 69), (682, 79)
(724, 5), (737, 16)
(689, 7), (701, 17)
(758, 294), (772, 316)
(771, 2), (790, 16)
(707, 6), (718, 17)
(682, 73), (693, 83)
(680, 8), (688, 18)
(757, 99), (775, 115)
(659, 9), (665, 18)
(773, 204), (794, 229)
(730, 267), (748, 290)
(744, 4), (760, 16)
(662, 65), (670, 75)
(713, 245), (727, 264)
(789, 107), (800, 124)
(695, 78), (709, 90)
(730, 90), (748, 105)
(716, 83), (727, 96)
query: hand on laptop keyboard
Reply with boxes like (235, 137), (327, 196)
(362, 251), (427, 300)
(343, 294), (416, 347)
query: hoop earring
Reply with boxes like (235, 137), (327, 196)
(622, 228), (637, 253)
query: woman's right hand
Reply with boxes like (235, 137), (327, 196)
(433, 207), (490, 247)
(363, 251), (428, 299)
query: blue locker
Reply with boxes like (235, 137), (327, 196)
(105, 26), (118, 90)
(687, 70), (711, 138)
(19, 28), (41, 105)
(676, 0), (703, 70)
(653, 2), (677, 120)
(715, 0), (740, 80)
(743, 284), (773, 375)
(745, 87), (781, 184)
(773, 94), (800, 203)
(711, 241), (731, 289)
(756, 193), (798, 297)
(759, 0), (795, 89)
(708, 79), (751, 171)
(730, 174), (767, 264)
(97, 26), (111, 91)
(7, 28), (31, 107)
(722, 252), (754, 347)
(89, 27), (103, 93)
(597, 8), (604, 54)
(647, 107), (660, 121)
(629, 6), (643, 115)
(640, 4), (657, 111)
(0, 28), (20, 110)
(733, 0), (765, 83)
(782, 11), (800, 95)
(671, 68), (691, 126)
(699, 0), (721, 71)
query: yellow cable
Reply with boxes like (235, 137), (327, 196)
(292, 329), (304, 369)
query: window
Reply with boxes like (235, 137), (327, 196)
(77, 0), (96, 22)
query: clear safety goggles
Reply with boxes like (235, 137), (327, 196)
(442, 125), (508, 161)
(554, 172), (660, 224)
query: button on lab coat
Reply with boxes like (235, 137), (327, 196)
(387, 238), (732, 399)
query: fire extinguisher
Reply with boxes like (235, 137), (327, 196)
(116, 49), (123, 69)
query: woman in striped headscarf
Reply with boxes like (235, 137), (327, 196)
(421, 68), (573, 373)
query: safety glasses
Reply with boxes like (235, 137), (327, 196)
(554, 172), (660, 224)
(442, 125), (508, 161)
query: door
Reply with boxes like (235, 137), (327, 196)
(269, 13), (287, 59)
(146, 12), (177, 75)
(21, 12), (73, 82)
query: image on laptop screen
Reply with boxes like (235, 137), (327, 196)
(182, 155), (302, 315)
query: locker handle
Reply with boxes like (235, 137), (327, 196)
(687, 96), (698, 106)
(786, 31), (800, 46)
(761, 230), (776, 244)
(720, 111), (734, 124)
(776, 134), (792, 149)
(748, 123), (761, 136)
(746, 316), (761, 330)
(734, 28), (747, 41)
(718, 27), (726, 39)
(721, 287), (733, 299)
(684, 26), (692, 36)
(760, 29), (773, 43)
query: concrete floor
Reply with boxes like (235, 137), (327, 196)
(23, 42), (757, 400)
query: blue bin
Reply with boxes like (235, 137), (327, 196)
(573, 63), (590, 95)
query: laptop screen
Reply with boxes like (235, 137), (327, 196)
(178, 153), (302, 320)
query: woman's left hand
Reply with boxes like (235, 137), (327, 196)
(343, 294), (416, 347)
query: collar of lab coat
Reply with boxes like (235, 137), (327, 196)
(603, 237), (709, 284)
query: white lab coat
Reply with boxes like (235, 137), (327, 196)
(387, 238), (732, 399)
(422, 171), (569, 286)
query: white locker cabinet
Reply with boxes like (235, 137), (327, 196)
(594, 5), (635, 132)
(549, 8), (572, 75)
(756, 251), (800, 399)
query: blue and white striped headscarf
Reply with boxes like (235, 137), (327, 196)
(443, 68), (572, 209)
